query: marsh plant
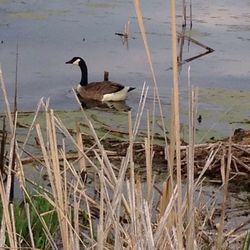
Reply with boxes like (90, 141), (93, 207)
(0, 195), (58, 248)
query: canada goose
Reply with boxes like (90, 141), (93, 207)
(66, 57), (135, 102)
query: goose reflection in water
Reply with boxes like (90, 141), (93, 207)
(78, 95), (131, 112)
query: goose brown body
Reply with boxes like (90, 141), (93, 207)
(66, 57), (135, 102)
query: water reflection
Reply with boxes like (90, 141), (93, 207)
(115, 20), (130, 49)
(78, 95), (131, 112)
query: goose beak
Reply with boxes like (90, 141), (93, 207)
(65, 60), (72, 64)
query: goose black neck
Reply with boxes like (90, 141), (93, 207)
(79, 59), (88, 86)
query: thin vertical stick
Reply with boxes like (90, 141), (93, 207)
(14, 41), (18, 114)
(76, 122), (86, 174)
(0, 66), (13, 132)
(10, 42), (19, 202)
(9, 112), (17, 202)
(25, 204), (35, 248)
(178, 28), (185, 64)
(190, 0), (193, 29)
(182, 0), (187, 27)
(168, 92), (175, 186)
(9, 204), (17, 247)
(145, 110), (152, 203)
(170, 0), (183, 248)
(0, 117), (6, 176)
(97, 167), (104, 250)
(0, 174), (17, 248)
(216, 137), (232, 249)
(133, 0), (168, 144)
(128, 110), (136, 244)
(186, 66), (195, 249)
(0, 67), (15, 203)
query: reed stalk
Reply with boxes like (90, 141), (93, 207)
(0, 117), (6, 176)
(0, 174), (17, 248)
(14, 41), (18, 117)
(169, 0), (183, 247)
(76, 122), (86, 176)
(0, 66), (13, 133)
(9, 42), (20, 202)
(182, 0), (187, 27)
(20, 98), (44, 158)
(133, 0), (168, 144)
(145, 113), (153, 204)
(190, 0), (193, 28)
(128, 110), (137, 247)
(0, 70), (15, 210)
(97, 167), (104, 250)
(36, 112), (71, 249)
(186, 66), (197, 249)
(25, 203), (35, 248)
(216, 136), (232, 249)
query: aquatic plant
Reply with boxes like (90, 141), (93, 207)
(0, 195), (58, 248)
(241, 231), (250, 250)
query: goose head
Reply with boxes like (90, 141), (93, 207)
(66, 57), (88, 85)
(66, 57), (84, 66)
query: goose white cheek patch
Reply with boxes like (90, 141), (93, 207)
(73, 59), (81, 65)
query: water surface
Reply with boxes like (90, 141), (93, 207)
(0, 0), (250, 135)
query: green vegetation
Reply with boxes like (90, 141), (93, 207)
(0, 195), (58, 249)
(241, 231), (250, 250)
